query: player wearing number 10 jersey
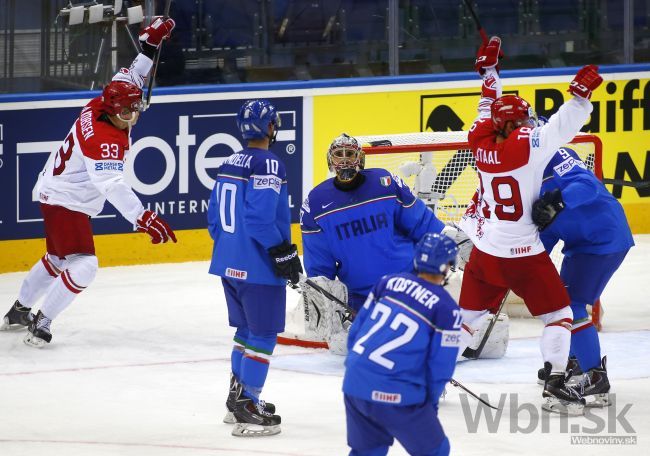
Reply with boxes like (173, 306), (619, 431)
(458, 36), (603, 413)
(208, 99), (302, 437)
(1, 18), (177, 347)
(343, 233), (461, 456)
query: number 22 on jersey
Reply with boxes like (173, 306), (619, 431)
(352, 303), (419, 369)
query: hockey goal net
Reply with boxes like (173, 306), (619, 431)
(356, 131), (603, 323)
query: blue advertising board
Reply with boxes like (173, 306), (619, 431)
(0, 96), (303, 240)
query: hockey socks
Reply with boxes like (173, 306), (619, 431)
(39, 254), (97, 320)
(17, 254), (65, 308)
(570, 302), (601, 372)
(231, 328), (249, 380)
(239, 333), (276, 402)
(539, 307), (573, 373)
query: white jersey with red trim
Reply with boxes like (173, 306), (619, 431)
(459, 69), (593, 258)
(36, 54), (153, 224)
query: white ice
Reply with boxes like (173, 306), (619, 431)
(1, 237), (649, 456)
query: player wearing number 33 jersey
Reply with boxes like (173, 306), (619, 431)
(1, 18), (177, 348)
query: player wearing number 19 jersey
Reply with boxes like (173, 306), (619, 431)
(457, 36), (603, 413)
(343, 233), (461, 456)
(1, 18), (177, 347)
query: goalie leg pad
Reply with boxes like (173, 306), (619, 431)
(301, 277), (350, 355)
(464, 313), (510, 359)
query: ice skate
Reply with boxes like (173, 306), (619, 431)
(23, 311), (52, 348)
(0, 301), (33, 331)
(542, 362), (585, 415)
(231, 385), (281, 437)
(223, 374), (275, 424)
(575, 356), (611, 407)
(537, 356), (582, 385)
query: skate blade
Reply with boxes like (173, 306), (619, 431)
(223, 411), (236, 424)
(0, 317), (28, 332)
(584, 393), (610, 408)
(23, 333), (48, 348)
(231, 423), (281, 437)
(542, 397), (584, 416)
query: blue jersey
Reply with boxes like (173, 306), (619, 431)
(343, 272), (461, 406)
(540, 148), (634, 256)
(207, 147), (291, 286)
(300, 169), (445, 299)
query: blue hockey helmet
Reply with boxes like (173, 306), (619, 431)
(414, 233), (459, 275)
(236, 99), (281, 142)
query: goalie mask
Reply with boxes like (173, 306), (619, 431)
(327, 133), (365, 182)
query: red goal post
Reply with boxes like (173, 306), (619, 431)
(357, 131), (604, 328)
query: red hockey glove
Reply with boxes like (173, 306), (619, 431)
(136, 210), (177, 244)
(568, 65), (603, 99)
(474, 36), (503, 75)
(139, 17), (175, 49)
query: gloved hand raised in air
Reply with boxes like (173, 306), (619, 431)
(474, 36), (503, 75)
(136, 210), (177, 244)
(568, 65), (602, 99)
(139, 17), (176, 49)
(532, 189), (565, 231)
(268, 241), (303, 285)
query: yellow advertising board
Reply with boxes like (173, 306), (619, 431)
(313, 75), (650, 232)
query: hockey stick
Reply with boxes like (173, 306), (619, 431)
(461, 290), (510, 359)
(462, 0), (489, 45)
(602, 178), (650, 188)
(297, 274), (357, 317)
(450, 378), (501, 410)
(144, 0), (172, 110)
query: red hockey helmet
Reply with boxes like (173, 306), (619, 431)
(100, 81), (144, 116)
(490, 95), (536, 134)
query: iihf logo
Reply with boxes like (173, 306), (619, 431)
(510, 246), (532, 255)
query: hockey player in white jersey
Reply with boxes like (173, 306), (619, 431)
(0, 18), (177, 347)
(458, 36), (603, 414)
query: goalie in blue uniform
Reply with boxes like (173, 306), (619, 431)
(343, 233), (461, 456)
(532, 146), (634, 406)
(299, 134), (470, 353)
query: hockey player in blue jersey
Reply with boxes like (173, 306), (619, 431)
(301, 134), (447, 311)
(207, 99), (303, 436)
(343, 232), (461, 456)
(532, 146), (634, 406)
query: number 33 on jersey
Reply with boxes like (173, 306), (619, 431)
(343, 272), (462, 406)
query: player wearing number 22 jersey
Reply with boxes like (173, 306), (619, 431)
(343, 233), (461, 456)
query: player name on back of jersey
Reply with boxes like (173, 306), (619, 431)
(475, 147), (501, 165)
(385, 276), (440, 309)
(223, 153), (252, 169)
(79, 107), (95, 141)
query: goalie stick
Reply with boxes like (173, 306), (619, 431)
(144, 0), (173, 110)
(462, 290), (510, 359)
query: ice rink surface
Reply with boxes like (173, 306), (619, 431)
(1, 237), (649, 456)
